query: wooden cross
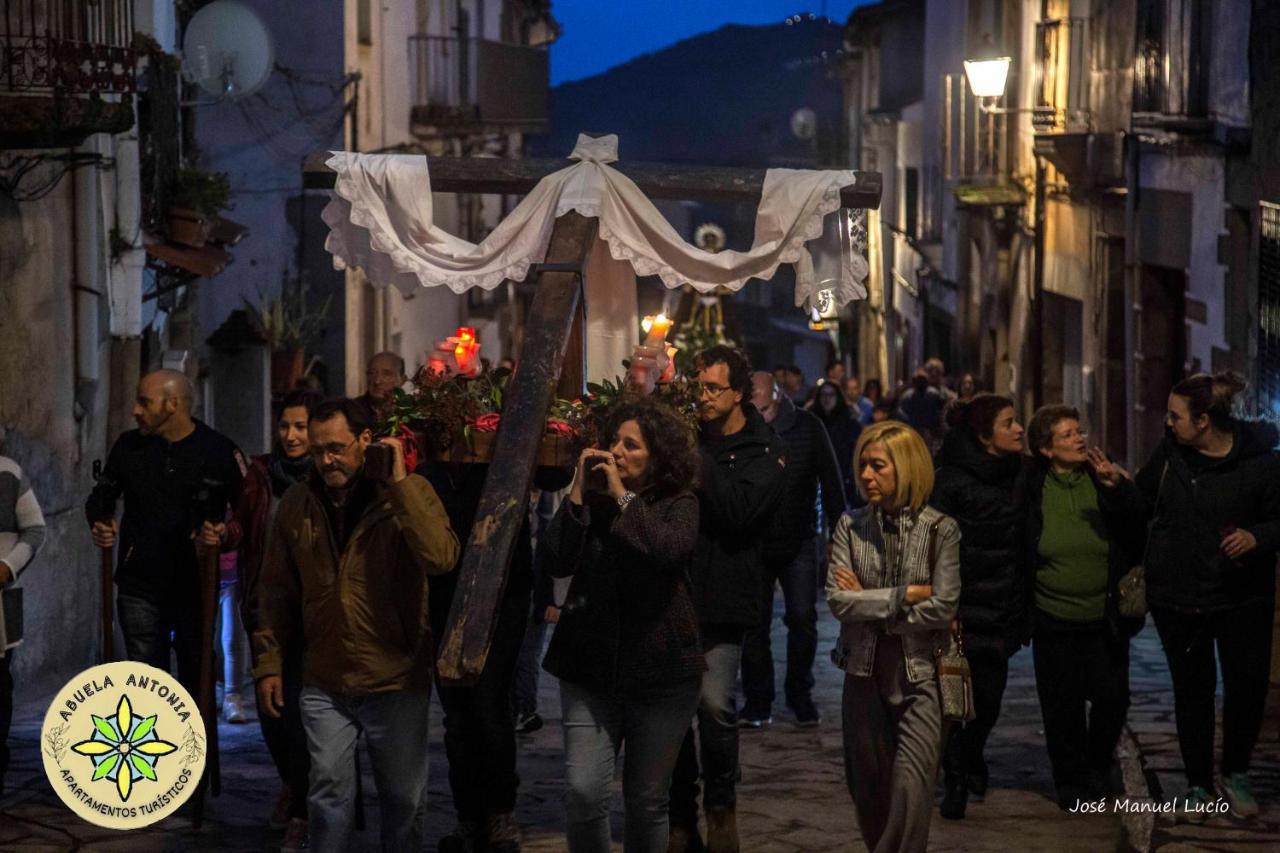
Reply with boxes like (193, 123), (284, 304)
(306, 151), (883, 685)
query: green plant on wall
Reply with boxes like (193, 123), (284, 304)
(173, 168), (231, 217)
(243, 283), (332, 351)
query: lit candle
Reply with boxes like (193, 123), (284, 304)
(642, 314), (673, 347)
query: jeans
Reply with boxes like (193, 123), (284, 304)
(299, 685), (432, 853)
(260, 647), (310, 820)
(1032, 612), (1130, 793)
(435, 586), (528, 820)
(941, 647), (1009, 784)
(741, 538), (819, 712)
(669, 627), (744, 825)
(117, 593), (203, 695)
(216, 580), (248, 695)
(1152, 600), (1274, 789)
(561, 678), (701, 853)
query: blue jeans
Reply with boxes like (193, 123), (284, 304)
(299, 685), (432, 853)
(669, 629), (743, 824)
(741, 537), (820, 712)
(117, 593), (202, 694)
(561, 678), (701, 853)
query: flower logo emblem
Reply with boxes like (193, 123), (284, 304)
(69, 695), (177, 802)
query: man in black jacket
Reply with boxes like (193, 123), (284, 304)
(739, 372), (845, 728)
(669, 348), (786, 853)
(86, 369), (245, 692)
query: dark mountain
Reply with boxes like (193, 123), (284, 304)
(533, 18), (846, 169)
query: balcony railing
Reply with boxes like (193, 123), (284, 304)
(409, 35), (548, 134)
(1035, 17), (1089, 133)
(942, 72), (1012, 185)
(1133, 0), (1207, 123)
(2, 0), (136, 96)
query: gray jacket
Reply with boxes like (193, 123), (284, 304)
(827, 505), (961, 683)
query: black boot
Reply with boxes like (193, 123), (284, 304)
(940, 774), (968, 820)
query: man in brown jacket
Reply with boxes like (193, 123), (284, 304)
(254, 398), (459, 853)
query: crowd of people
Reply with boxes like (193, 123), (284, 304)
(0, 342), (1274, 853)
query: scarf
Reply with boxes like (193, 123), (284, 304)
(268, 451), (314, 499)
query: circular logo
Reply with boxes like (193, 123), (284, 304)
(41, 662), (206, 829)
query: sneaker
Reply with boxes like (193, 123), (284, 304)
(269, 786), (292, 829)
(790, 697), (821, 728)
(223, 693), (247, 724)
(281, 817), (308, 853)
(1217, 773), (1259, 819)
(736, 704), (772, 729)
(1177, 786), (1214, 824)
(514, 712), (543, 735)
(438, 818), (482, 853)
(485, 811), (522, 853)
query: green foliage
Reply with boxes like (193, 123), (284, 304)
(173, 168), (231, 217)
(243, 284), (332, 351)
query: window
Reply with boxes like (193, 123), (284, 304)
(902, 167), (919, 240)
(1133, 0), (1208, 117)
(358, 0), (372, 46)
(1259, 202), (1280, 416)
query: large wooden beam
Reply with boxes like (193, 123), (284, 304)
(435, 211), (599, 685)
(303, 151), (882, 209)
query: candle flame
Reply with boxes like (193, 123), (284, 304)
(641, 315), (655, 334)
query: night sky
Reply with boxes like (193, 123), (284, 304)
(549, 0), (868, 85)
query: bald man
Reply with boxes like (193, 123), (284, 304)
(358, 351), (406, 425)
(86, 369), (245, 690)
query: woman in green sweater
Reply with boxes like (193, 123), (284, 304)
(1023, 405), (1146, 809)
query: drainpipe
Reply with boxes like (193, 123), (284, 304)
(1031, 154), (1046, 410)
(73, 136), (104, 418)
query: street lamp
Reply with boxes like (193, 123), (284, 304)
(963, 57), (1012, 99)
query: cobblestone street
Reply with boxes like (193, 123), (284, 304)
(0, 608), (1276, 851)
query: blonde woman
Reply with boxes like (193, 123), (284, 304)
(827, 421), (961, 853)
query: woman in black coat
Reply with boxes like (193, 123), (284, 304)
(540, 398), (706, 853)
(1136, 372), (1280, 822)
(812, 381), (862, 503)
(928, 394), (1026, 820)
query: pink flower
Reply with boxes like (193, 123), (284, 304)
(471, 413), (502, 432)
(545, 418), (577, 438)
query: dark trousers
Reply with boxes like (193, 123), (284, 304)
(117, 593), (203, 694)
(1031, 612), (1130, 792)
(433, 584), (529, 821)
(669, 626), (743, 825)
(740, 538), (819, 712)
(1152, 600), (1274, 789)
(259, 646), (310, 820)
(0, 653), (12, 793)
(942, 646), (1009, 782)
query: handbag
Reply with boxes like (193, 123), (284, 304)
(1117, 461), (1168, 619)
(936, 623), (976, 723)
(0, 586), (22, 650)
(923, 517), (976, 722)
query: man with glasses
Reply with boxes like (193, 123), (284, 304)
(669, 347), (786, 853)
(253, 398), (459, 853)
(86, 369), (246, 691)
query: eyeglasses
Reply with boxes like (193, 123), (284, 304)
(697, 383), (733, 399)
(309, 436), (358, 461)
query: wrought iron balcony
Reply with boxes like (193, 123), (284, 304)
(1034, 17), (1089, 133)
(941, 72), (1015, 190)
(409, 34), (549, 135)
(1, 0), (137, 147)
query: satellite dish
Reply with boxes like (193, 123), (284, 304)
(182, 0), (274, 100)
(790, 108), (818, 141)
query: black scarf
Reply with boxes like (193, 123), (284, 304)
(268, 451), (314, 499)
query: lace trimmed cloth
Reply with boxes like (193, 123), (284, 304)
(322, 133), (869, 310)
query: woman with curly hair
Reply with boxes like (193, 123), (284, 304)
(540, 397), (706, 853)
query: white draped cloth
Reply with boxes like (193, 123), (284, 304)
(322, 134), (869, 311)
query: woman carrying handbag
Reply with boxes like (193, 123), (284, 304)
(827, 421), (961, 853)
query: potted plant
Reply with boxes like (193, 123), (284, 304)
(169, 168), (231, 248)
(243, 283), (332, 394)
